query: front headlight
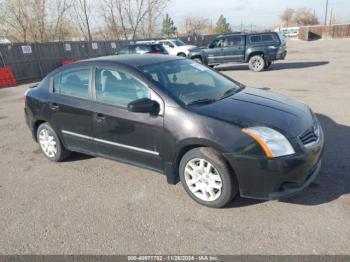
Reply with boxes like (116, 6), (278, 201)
(242, 127), (295, 158)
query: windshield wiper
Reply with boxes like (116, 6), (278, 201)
(187, 98), (217, 106)
(218, 88), (237, 100)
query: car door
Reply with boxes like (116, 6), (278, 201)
(49, 66), (95, 154)
(92, 66), (164, 171)
(222, 35), (245, 63)
(206, 37), (225, 64)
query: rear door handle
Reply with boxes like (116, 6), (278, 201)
(49, 102), (59, 111)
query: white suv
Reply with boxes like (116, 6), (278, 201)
(157, 39), (197, 57)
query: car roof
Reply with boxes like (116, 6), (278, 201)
(76, 54), (183, 68)
(217, 32), (276, 38)
(123, 43), (160, 46)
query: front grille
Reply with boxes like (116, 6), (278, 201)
(299, 124), (320, 146)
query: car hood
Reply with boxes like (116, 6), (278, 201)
(191, 87), (314, 138)
(179, 45), (197, 50)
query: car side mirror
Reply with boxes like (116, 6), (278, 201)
(127, 98), (160, 115)
(169, 44), (175, 48)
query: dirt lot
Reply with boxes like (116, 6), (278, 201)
(0, 38), (349, 255)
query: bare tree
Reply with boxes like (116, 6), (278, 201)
(279, 8), (319, 27)
(0, 0), (31, 42)
(52, 0), (72, 41)
(178, 16), (210, 35)
(294, 8), (319, 26)
(280, 8), (295, 27)
(72, 0), (93, 41)
(101, 0), (170, 40)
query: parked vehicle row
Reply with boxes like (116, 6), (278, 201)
(189, 32), (287, 71)
(116, 32), (287, 72)
(25, 55), (324, 208)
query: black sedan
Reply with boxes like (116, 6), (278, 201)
(24, 55), (324, 208)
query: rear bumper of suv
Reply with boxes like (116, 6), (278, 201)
(224, 127), (324, 200)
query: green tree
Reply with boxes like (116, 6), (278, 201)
(162, 13), (177, 37)
(215, 14), (231, 34)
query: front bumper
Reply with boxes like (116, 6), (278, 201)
(224, 129), (324, 200)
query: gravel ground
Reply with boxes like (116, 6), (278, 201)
(0, 38), (349, 255)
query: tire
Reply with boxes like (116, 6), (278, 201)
(179, 147), (238, 208)
(209, 65), (215, 68)
(192, 57), (202, 64)
(264, 61), (272, 69)
(177, 53), (187, 57)
(248, 55), (265, 72)
(37, 122), (70, 162)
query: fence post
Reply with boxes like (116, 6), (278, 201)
(33, 43), (44, 78)
(0, 50), (5, 67)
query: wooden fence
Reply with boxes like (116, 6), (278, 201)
(299, 24), (350, 40)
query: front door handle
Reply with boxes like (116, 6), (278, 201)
(95, 113), (107, 121)
(49, 102), (59, 111)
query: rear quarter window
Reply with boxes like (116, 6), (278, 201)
(249, 35), (261, 43)
(261, 34), (274, 42)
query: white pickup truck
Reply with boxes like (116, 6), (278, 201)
(156, 39), (197, 57)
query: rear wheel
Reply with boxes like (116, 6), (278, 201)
(179, 147), (238, 208)
(37, 123), (70, 162)
(177, 53), (186, 57)
(248, 55), (265, 72)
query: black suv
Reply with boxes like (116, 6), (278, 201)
(117, 43), (168, 55)
(190, 32), (287, 71)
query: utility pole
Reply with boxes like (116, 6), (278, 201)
(324, 0), (329, 25)
(329, 8), (333, 25)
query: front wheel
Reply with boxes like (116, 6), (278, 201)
(177, 53), (187, 57)
(37, 123), (70, 162)
(179, 147), (238, 208)
(248, 55), (265, 72)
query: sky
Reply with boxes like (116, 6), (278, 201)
(166, 0), (350, 30)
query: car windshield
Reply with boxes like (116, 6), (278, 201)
(140, 59), (241, 106)
(174, 39), (186, 46)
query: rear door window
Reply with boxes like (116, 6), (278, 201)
(53, 67), (91, 99)
(249, 35), (261, 43)
(225, 35), (243, 46)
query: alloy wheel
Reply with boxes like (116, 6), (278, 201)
(184, 158), (223, 202)
(38, 128), (57, 158)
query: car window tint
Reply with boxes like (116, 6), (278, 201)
(261, 34), (274, 42)
(209, 38), (224, 48)
(142, 60), (238, 105)
(53, 68), (90, 99)
(250, 35), (261, 43)
(226, 36), (243, 46)
(95, 68), (150, 108)
(135, 45), (150, 54)
(151, 45), (165, 52)
(118, 46), (129, 54)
